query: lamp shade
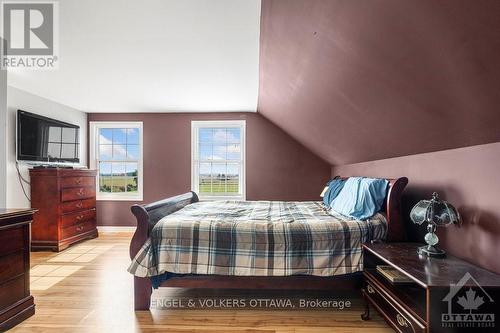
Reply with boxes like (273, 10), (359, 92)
(410, 192), (460, 226)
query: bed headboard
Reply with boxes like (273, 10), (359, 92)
(337, 176), (408, 242)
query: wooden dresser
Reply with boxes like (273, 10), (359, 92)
(362, 242), (500, 333)
(0, 209), (36, 331)
(29, 168), (98, 251)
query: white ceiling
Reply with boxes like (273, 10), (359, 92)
(7, 0), (261, 113)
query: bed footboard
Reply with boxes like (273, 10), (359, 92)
(129, 191), (199, 310)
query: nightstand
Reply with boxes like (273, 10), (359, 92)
(362, 242), (500, 333)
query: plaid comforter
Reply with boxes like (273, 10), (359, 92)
(128, 201), (387, 278)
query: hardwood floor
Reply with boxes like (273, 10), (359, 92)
(9, 232), (392, 333)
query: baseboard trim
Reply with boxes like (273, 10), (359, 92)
(97, 226), (136, 232)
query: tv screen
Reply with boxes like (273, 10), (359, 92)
(17, 110), (80, 164)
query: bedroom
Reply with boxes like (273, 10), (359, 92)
(1, 0), (500, 332)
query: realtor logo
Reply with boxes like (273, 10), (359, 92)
(442, 272), (495, 329)
(1, 1), (59, 69)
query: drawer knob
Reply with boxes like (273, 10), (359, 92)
(396, 313), (409, 327)
(76, 226), (84, 231)
(76, 189), (85, 196)
(76, 215), (84, 221)
(76, 202), (83, 208)
(75, 178), (82, 184)
(366, 284), (375, 294)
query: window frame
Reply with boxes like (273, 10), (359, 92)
(191, 120), (246, 201)
(89, 121), (144, 201)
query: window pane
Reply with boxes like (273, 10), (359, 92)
(212, 129), (227, 144)
(99, 128), (113, 144)
(211, 163), (226, 194)
(112, 183), (126, 193)
(112, 163), (126, 176)
(226, 129), (240, 143)
(99, 162), (112, 193)
(112, 128), (126, 144)
(99, 177), (112, 192)
(127, 144), (140, 159)
(99, 145), (112, 160)
(226, 144), (240, 160)
(126, 162), (138, 177)
(211, 178), (225, 194)
(199, 128), (213, 143)
(211, 163), (226, 176)
(199, 145), (212, 160)
(99, 162), (112, 175)
(226, 163), (239, 193)
(199, 162), (211, 176)
(199, 162), (211, 194)
(126, 177), (138, 192)
(111, 162), (126, 193)
(113, 144), (127, 160)
(212, 145), (226, 160)
(127, 128), (139, 144)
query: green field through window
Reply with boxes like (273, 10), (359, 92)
(199, 177), (239, 194)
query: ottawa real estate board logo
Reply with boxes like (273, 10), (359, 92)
(1, 1), (59, 69)
(442, 272), (495, 329)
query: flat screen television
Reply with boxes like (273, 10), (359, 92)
(17, 110), (80, 164)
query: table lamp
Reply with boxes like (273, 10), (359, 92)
(410, 192), (460, 258)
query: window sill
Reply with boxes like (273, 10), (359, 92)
(198, 196), (246, 201)
(97, 194), (143, 202)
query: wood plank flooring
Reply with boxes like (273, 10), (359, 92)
(9, 232), (393, 333)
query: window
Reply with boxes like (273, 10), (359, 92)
(90, 122), (143, 201)
(191, 120), (246, 200)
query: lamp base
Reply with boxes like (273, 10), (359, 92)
(417, 245), (446, 258)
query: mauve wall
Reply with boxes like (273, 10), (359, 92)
(88, 112), (330, 226)
(333, 142), (500, 275)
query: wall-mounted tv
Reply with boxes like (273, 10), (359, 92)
(17, 110), (80, 164)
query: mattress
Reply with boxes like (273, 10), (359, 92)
(128, 200), (387, 279)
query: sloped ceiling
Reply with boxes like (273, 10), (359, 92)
(258, 0), (500, 165)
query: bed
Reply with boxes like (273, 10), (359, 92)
(128, 177), (408, 310)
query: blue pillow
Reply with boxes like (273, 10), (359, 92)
(330, 177), (388, 220)
(322, 178), (346, 207)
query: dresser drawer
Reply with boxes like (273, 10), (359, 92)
(0, 227), (24, 254)
(364, 281), (426, 333)
(61, 187), (96, 202)
(61, 176), (95, 188)
(0, 251), (24, 285)
(61, 198), (96, 214)
(61, 220), (96, 240)
(0, 275), (25, 309)
(61, 209), (96, 228)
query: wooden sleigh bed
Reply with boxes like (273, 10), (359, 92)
(129, 177), (408, 310)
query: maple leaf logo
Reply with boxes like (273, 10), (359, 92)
(457, 288), (484, 313)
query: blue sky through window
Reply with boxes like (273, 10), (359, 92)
(197, 125), (242, 196)
(199, 128), (241, 161)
